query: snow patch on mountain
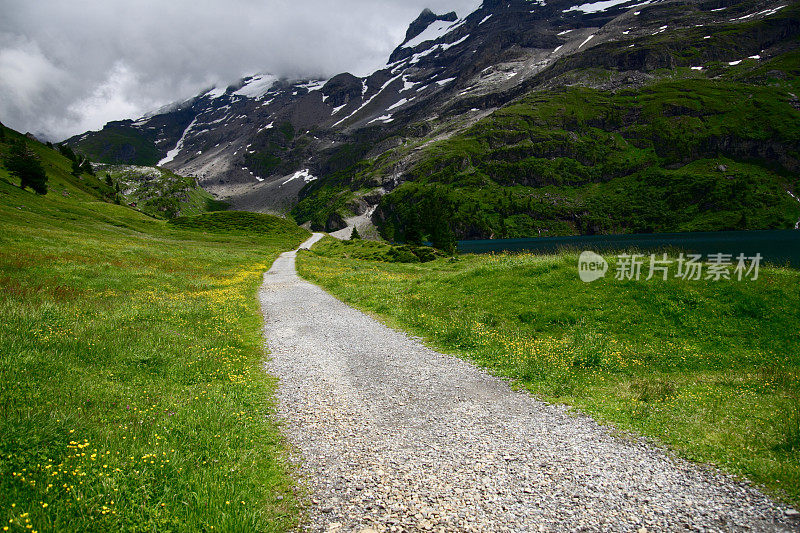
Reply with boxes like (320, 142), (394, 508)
(566, 0), (646, 13)
(297, 79), (329, 92)
(408, 46), (438, 65)
(731, 5), (785, 20)
(282, 169), (317, 186)
(387, 98), (410, 111)
(158, 117), (198, 167)
(333, 74), (403, 127)
(234, 74), (278, 98)
(403, 18), (466, 49)
(368, 114), (394, 124)
(441, 34), (471, 51)
(203, 87), (228, 99)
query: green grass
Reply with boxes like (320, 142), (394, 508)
(169, 211), (305, 235)
(0, 128), (310, 531)
(307, 237), (443, 263)
(99, 165), (222, 219)
(297, 238), (800, 505)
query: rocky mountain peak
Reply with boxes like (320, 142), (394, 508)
(321, 73), (363, 108)
(403, 8), (459, 45)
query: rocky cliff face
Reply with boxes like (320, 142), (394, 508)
(67, 0), (800, 235)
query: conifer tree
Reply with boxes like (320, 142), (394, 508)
(350, 226), (361, 240)
(81, 158), (95, 175)
(3, 141), (48, 194)
(430, 218), (457, 255)
(404, 210), (423, 245)
(58, 144), (77, 162)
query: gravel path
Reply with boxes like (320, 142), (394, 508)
(260, 234), (797, 532)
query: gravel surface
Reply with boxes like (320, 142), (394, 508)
(260, 234), (797, 532)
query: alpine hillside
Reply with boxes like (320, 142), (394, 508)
(66, 0), (800, 239)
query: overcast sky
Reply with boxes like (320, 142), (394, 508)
(0, 0), (482, 141)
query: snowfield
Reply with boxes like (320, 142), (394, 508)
(233, 74), (278, 99)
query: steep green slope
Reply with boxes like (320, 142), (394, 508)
(0, 125), (308, 531)
(67, 122), (161, 166)
(377, 77), (800, 240)
(0, 130), (117, 202)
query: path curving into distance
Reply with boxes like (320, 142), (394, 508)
(260, 234), (795, 532)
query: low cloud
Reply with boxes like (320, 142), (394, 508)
(0, 0), (481, 141)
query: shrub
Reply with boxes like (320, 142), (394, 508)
(387, 246), (420, 263)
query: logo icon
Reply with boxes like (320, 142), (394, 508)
(579, 251), (608, 283)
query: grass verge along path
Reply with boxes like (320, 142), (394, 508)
(297, 236), (800, 506)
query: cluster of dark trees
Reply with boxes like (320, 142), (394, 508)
(0, 123), (48, 195)
(57, 143), (94, 177)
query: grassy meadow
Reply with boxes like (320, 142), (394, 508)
(298, 237), (800, 505)
(0, 128), (309, 531)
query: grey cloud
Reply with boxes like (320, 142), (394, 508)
(0, 0), (482, 141)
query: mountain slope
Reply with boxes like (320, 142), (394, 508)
(66, 0), (800, 237)
(374, 76), (800, 240)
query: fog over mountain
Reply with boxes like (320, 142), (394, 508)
(0, 0), (481, 141)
